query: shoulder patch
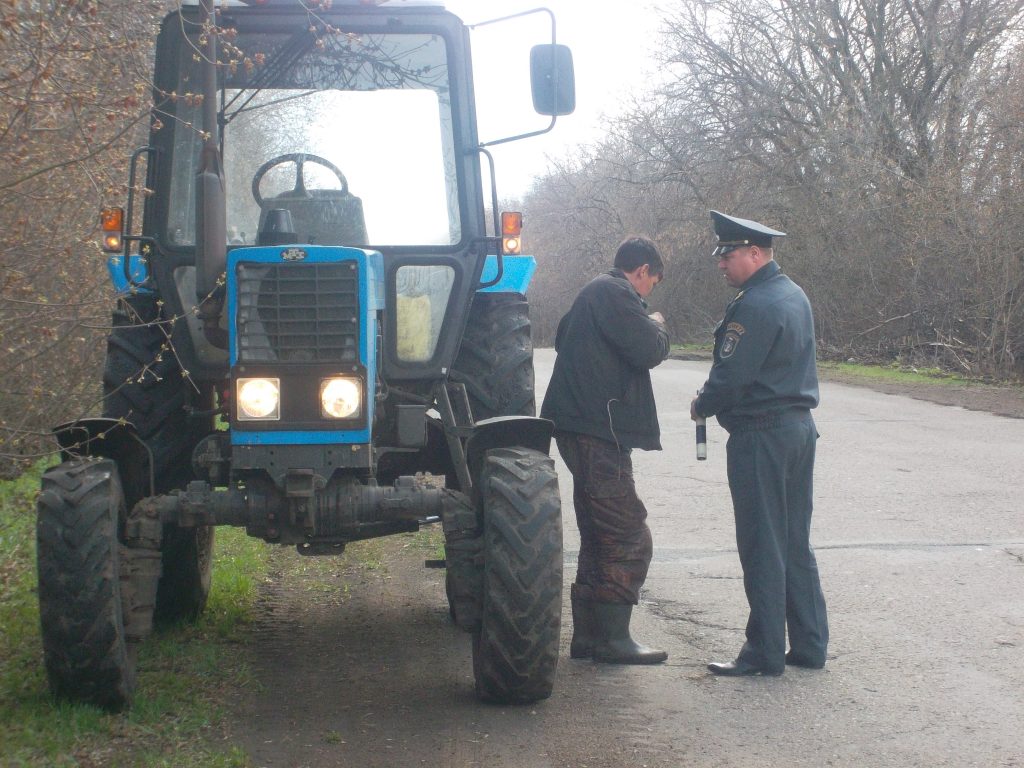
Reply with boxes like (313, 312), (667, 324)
(726, 321), (745, 334)
(721, 330), (742, 358)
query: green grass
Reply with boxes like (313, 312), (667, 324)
(818, 359), (966, 385)
(406, 526), (445, 562)
(0, 462), (268, 768)
(671, 342), (713, 353)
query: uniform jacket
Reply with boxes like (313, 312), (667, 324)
(541, 268), (670, 450)
(695, 260), (818, 431)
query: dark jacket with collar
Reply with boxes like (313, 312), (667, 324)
(540, 268), (670, 450)
(695, 260), (819, 431)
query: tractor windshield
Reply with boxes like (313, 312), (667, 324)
(162, 23), (460, 248)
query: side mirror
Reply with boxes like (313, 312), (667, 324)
(530, 44), (575, 116)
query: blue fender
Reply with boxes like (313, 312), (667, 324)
(107, 254), (152, 293)
(478, 255), (536, 294)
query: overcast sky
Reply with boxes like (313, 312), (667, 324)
(442, 0), (668, 197)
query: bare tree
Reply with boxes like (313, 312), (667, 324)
(0, 0), (164, 475)
(526, 0), (1024, 376)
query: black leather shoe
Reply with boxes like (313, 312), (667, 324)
(707, 659), (783, 677)
(785, 651), (825, 669)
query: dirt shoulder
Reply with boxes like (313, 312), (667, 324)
(669, 349), (1024, 419)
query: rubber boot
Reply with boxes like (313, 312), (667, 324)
(591, 602), (668, 665)
(570, 585), (595, 659)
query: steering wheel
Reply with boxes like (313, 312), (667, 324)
(251, 152), (350, 206)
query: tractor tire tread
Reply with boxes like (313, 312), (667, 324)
(451, 293), (535, 419)
(36, 458), (134, 712)
(473, 447), (562, 704)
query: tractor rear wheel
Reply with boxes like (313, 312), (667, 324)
(102, 294), (201, 489)
(451, 292), (535, 420)
(37, 458), (134, 711)
(102, 294), (213, 624)
(472, 447), (562, 704)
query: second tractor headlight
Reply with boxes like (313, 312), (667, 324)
(320, 377), (361, 419)
(237, 378), (280, 420)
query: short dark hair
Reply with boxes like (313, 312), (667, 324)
(614, 236), (664, 276)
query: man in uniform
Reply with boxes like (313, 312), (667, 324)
(541, 236), (669, 665)
(691, 211), (829, 676)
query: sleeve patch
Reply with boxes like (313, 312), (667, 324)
(726, 322), (746, 334)
(721, 330), (742, 358)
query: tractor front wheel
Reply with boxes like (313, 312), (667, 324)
(472, 447), (562, 704)
(37, 458), (135, 711)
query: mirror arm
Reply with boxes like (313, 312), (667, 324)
(466, 7), (556, 36)
(471, 7), (562, 148)
(477, 115), (557, 150)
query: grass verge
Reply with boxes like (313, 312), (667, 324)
(818, 359), (967, 386)
(675, 345), (1019, 390)
(671, 342), (712, 352)
(0, 461), (268, 768)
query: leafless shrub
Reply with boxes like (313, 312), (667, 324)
(0, 0), (165, 476)
(525, 0), (1024, 379)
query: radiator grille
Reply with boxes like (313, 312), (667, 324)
(236, 262), (359, 363)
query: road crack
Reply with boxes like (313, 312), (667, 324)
(1003, 547), (1024, 564)
(643, 595), (738, 632)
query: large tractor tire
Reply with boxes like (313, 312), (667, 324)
(37, 458), (134, 711)
(451, 292), (535, 420)
(102, 294), (200, 490)
(101, 293), (213, 625)
(472, 447), (562, 704)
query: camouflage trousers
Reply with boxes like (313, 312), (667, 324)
(555, 432), (653, 605)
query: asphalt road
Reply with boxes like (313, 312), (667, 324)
(587, 351), (1024, 768)
(233, 349), (1024, 768)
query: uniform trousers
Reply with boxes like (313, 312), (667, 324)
(555, 432), (653, 605)
(726, 414), (829, 672)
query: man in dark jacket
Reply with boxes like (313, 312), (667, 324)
(541, 236), (670, 665)
(691, 211), (829, 677)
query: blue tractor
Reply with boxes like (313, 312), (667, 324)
(36, 0), (575, 710)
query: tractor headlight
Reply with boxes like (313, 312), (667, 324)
(237, 378), (280, 420)
(320, 377), (361, 419)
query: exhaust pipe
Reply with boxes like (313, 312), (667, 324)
(194, 0), (228, 349)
